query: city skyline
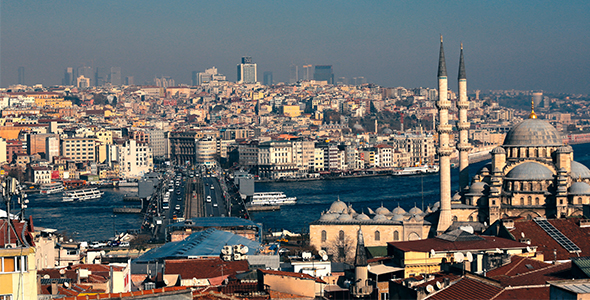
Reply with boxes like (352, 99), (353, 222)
(1, 1), (589, 94)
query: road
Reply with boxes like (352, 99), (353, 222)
(201, 176), (228, 217)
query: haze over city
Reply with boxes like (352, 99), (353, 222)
(1, 0), (590, 94)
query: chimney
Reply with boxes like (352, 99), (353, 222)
(51, 280), (58, 295)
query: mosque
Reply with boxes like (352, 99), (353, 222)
(309, 38), (590, 261)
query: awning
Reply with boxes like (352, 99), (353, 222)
(368, 264), (404, 275)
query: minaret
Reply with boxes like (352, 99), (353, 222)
(436, 36), (453, 234)
(456, 43), (471, 192)
(352, 229), (372, 297)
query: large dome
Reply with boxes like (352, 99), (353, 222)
(503, 119), (562, 147)
(506, 162), (554, 180)
(572, 161), (590, 179)
(569, 182), (590, 195)
(328, 200), (348, 213)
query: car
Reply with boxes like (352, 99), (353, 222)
(206, 195), (211, 202)
(176, 190), (181, 195)
(213, 203), (218, 207)
(175, 204), (180, 210)
(211, 186), (214, 190)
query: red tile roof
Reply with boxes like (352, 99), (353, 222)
(486, 256), (552, 278)
(509, 218), (590, 260)
(493, 286), (550, 300)
(164, 258), (249, 280)
(0, 217), (35, 247)
(494, 261), (572, 287)
(61, 286), (191, 299)
(389, 235), (528, 253)
(426, 277), (503, 300)
(259, 269), (327, 284)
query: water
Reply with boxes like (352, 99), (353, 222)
(251, 143), (590, 233)
(18, 143), (590, 240)
(26, 187), (142, 242)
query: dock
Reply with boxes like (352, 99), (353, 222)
(123, 196), (141, 202)
(113, 207), (142, 214)
(246, 205), (281, 212)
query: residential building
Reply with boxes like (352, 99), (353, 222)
(61, 137), (96, 162)
(116, 139), (153, 179)
(237, 56), (257, 84)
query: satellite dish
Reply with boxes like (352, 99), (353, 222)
(436, 281), (442, 289)
(526, 246), (532, 253)
(521, 232), (525, 238)
(426, 284), (434, 293)
(59, 269), (66, 275)
(319, 250), (328, 260)
(496, 248), (502, 253)
(454, 252), (464, 263)
(43, 274), (50, 279)
(484, 222), (488, 227)
(430, 249), (436, 257)
(64, 282), (70, 288)
(240, 246), (249, 254)
(322, 254), (329, 261)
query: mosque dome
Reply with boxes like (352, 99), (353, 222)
(506, 162), (554, 180)
(408, 206), (423, 215)
(375, 205), (390, 215)
(373, 214), (388, 222)
(491, 147), (506, 154)
(569, 182), (590, 195)
(503, 119), (562, 147)
(355, 213), (371, 221)
(392, 206), (406, 215)
(328, 200), (348, 213)
(391, 214), (405, 222)
(383, 128), (393, 135)
(319, 213), (339, 221)
(337, 214), (353, 221)
(572, 161), (590, 179)
(469, 182), (488, 194)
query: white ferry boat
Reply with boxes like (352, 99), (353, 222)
(249, 192), (297, 206)
(393, 165), (439, 176)
(63, 188), (104, 202)
(40, 182), (64, 194)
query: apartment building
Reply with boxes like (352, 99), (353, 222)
(61, 137), (96, 162)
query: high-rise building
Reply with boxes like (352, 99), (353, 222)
(313, 65), (334, 84)
(109, 67), (122, 85)
(237, 56), (257, 83)
(302, 65), (312, 81)
(263, 71), (273, 86)
(125, 76), (134, 85)
(191, 71), (198, 86)
(289, 64), (299, 83)
(18, 67), (25, 84)
(63, 67), (74, 85)
(78, 66), (94, 85)
(94, 67), (106, 86)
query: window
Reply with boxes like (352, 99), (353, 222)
(527, 196), (532, 206)
(375, 231), (380, 241)
(339, 230), (344, 241)
(338, 247), (345, 258)
(0, 295), (13, 300)
(393, 231), (399, 241)
(535, 197), (540, 205)
(321, 230), (327, 242)
(579, 197), (583, 204)
(520, 197), (524, 205)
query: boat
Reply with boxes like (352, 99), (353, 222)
(40, 182), (64, 194)
(63, 188), (104, 202)
(249, 192), (297, 206)
(393, 165), (439, 176)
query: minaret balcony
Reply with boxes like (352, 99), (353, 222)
(457, 143), (472, 151)
(437, 124), (453, 134)
(457, 101), (469, 109)
(436, 100), (452, 109)
(437, 147), (455, 156)
(457, 121), (470, 130)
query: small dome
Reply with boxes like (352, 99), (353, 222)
(319, 213), (339, 221)
(469, 182), (488, 194)
(410, 214), (424, 222)
(572, 161), (590, 179)
(392, 206), (406, 215)
(328, 199), (348, 213)
(355, 213), (371, 221)
(347, 206), (357, 215)
(373, 214), (387, 221)
(569, 182), (590, 195)
(409, 206), (423, 215)
(391, 214), (405, 222)
(506, 162), (554, 180)
(556, 145), (573, 153)
(383, 128), (393, 135)
(491, 147), (506, 154)
(337, 214), (353, 221)
(503, 118), (562, 146)
(375, 205), (390, 215)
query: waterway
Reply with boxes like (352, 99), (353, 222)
(22, 143), (590, 241)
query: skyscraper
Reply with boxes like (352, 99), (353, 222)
(109, 67), (122, 85)
(313, 65), (334, 84)
(18, 67), (25, 84)
(263, 71), (273, 86)
(237, 56), (257, 83)
(191, 71), (198, 86)
(289, 64), (299, 84)
(125, 76), (134, 86)
(63, 67), (74, 86)
(302, 65), (312, 81)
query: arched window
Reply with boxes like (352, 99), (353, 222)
(393, 231), (399, 241)
(375, 231), (380, 241)
(452, 216), (458, 221)
(527, 196), (532, 206)
(339, 230), (345, 241)
(321, 230), (327, 242)
(579, 197), (583, 205)
(468, 215), (473, 222)
(520, 197), (525, 205)
(535, 197), (540, 205)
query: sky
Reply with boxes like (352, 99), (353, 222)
(1, 0), (589, 94)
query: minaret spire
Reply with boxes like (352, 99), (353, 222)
(458, 43), (466, 80)
(457, 43), (472, 193)
(438, 35), (447, 78)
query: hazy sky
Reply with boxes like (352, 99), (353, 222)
(1, 1), (589, 94)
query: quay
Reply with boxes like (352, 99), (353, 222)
(246, 205), (280, 212)
(113, 207), (142, 214)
